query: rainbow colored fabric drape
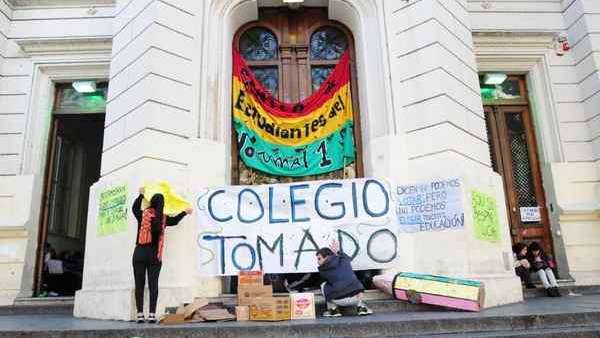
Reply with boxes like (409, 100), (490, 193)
(232, 50), (356, 177)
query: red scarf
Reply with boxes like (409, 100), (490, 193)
(139, 208), (166, 261)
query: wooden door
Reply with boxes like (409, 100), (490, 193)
(232, 7), (362, 185)
(484, 103), (553, 255)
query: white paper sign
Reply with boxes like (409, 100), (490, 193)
(520, 207), (541, 223)
(195, 178), (397, 276)
(396, 178), (465, 233)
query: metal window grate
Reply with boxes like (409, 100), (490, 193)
(506, 113), (537, 208)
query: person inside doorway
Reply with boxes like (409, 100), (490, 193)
(527, 242), (561, 297)
(131, 188), (192, 323)
(512, 243), (535, 289)
(316, 240), (373, 317)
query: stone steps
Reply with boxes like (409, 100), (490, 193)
(2, 284), (599, 316)
(432, 326), (600, 337)
(1, 294), (600, 338)
(1, 305), (599, 338)
(328, 326), (600, 338)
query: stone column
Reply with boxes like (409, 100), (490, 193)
(550, 0), (600, 286)
(74, 0), (221, 320)
(0, 3), (32, 306)
(385, 0), (522, 307)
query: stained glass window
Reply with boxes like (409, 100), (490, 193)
(239, 27), (279, 95)
(310, 26), (348, 60)
(311, 66), (334, 92)
(240, 27), (279, 61)
(251, 66), (279, 95)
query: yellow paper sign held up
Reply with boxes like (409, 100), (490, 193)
(144, 181), (191, 216)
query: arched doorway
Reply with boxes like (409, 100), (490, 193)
(229, 7), (374, 292)
(231, 7), (363, 185)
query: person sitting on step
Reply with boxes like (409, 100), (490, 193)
(316, 240), (373, 317)
(512, 242), (535, 289)
(527, 241), (561, 297)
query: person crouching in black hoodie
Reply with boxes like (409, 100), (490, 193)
(316, 240), (372, 317)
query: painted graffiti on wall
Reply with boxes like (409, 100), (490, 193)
(195, 178), (398, 276)
(396, 178), (465, 233)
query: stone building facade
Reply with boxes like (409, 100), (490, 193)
(0, 0), (599, 320)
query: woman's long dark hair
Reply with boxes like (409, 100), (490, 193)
(148, 193), (165, 228)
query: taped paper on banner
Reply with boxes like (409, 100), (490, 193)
(195, 178), (398, 276)
(232, 50), (356, 177)
(396, 178), (465, 233)
(144, 181), (191, 216)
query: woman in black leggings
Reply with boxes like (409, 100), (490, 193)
(132, 187), (192, 323)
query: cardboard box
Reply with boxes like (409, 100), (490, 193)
(198, 308), (236, 322)
(290, 293), (316, 320)
(249, 296), (291, 321)
(238, 270), (263, 286)
(159, 313), (186, 325)
(235, 306), (249, 321)
(183, 298), (209, 320)
(238, 284), (273, 306)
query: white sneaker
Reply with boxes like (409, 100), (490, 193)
(357, 305), (373, 316)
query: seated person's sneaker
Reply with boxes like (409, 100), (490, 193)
(322, 307), (342, 317)
(357, 305), (373, 316)
(147, 313), (157, 324)
(136, 313), (145, 324)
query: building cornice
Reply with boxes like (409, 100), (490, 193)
(15, 37), (112, 56)
(5, 0), (115, 8)
(473, 32), (556, 51)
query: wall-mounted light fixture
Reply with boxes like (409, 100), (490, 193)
(283, 0), (303, 9)
(483, 73), (507, 85)
(72, 81), (97, 93)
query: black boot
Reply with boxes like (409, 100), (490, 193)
(545, 288), (554, 297)
(552, 287), (562, 297)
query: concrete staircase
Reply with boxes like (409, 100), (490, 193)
(0, 286), (599, 338)
(5, 284), (600, 316)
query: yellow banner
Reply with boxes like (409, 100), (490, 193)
(232, 77), (353, 147)
(144, 181), (191, 216)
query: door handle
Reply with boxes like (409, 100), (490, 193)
(512, 207), (516, 212)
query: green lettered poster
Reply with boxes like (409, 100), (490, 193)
(97, 183), (128, 237)
(471, 190), (501, 243)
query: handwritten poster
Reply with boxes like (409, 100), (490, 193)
(471, 190), (501, 243)
(97, 183), (128, 237)
(396, 178), (465, 233)
(195, 178), (398, 276)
